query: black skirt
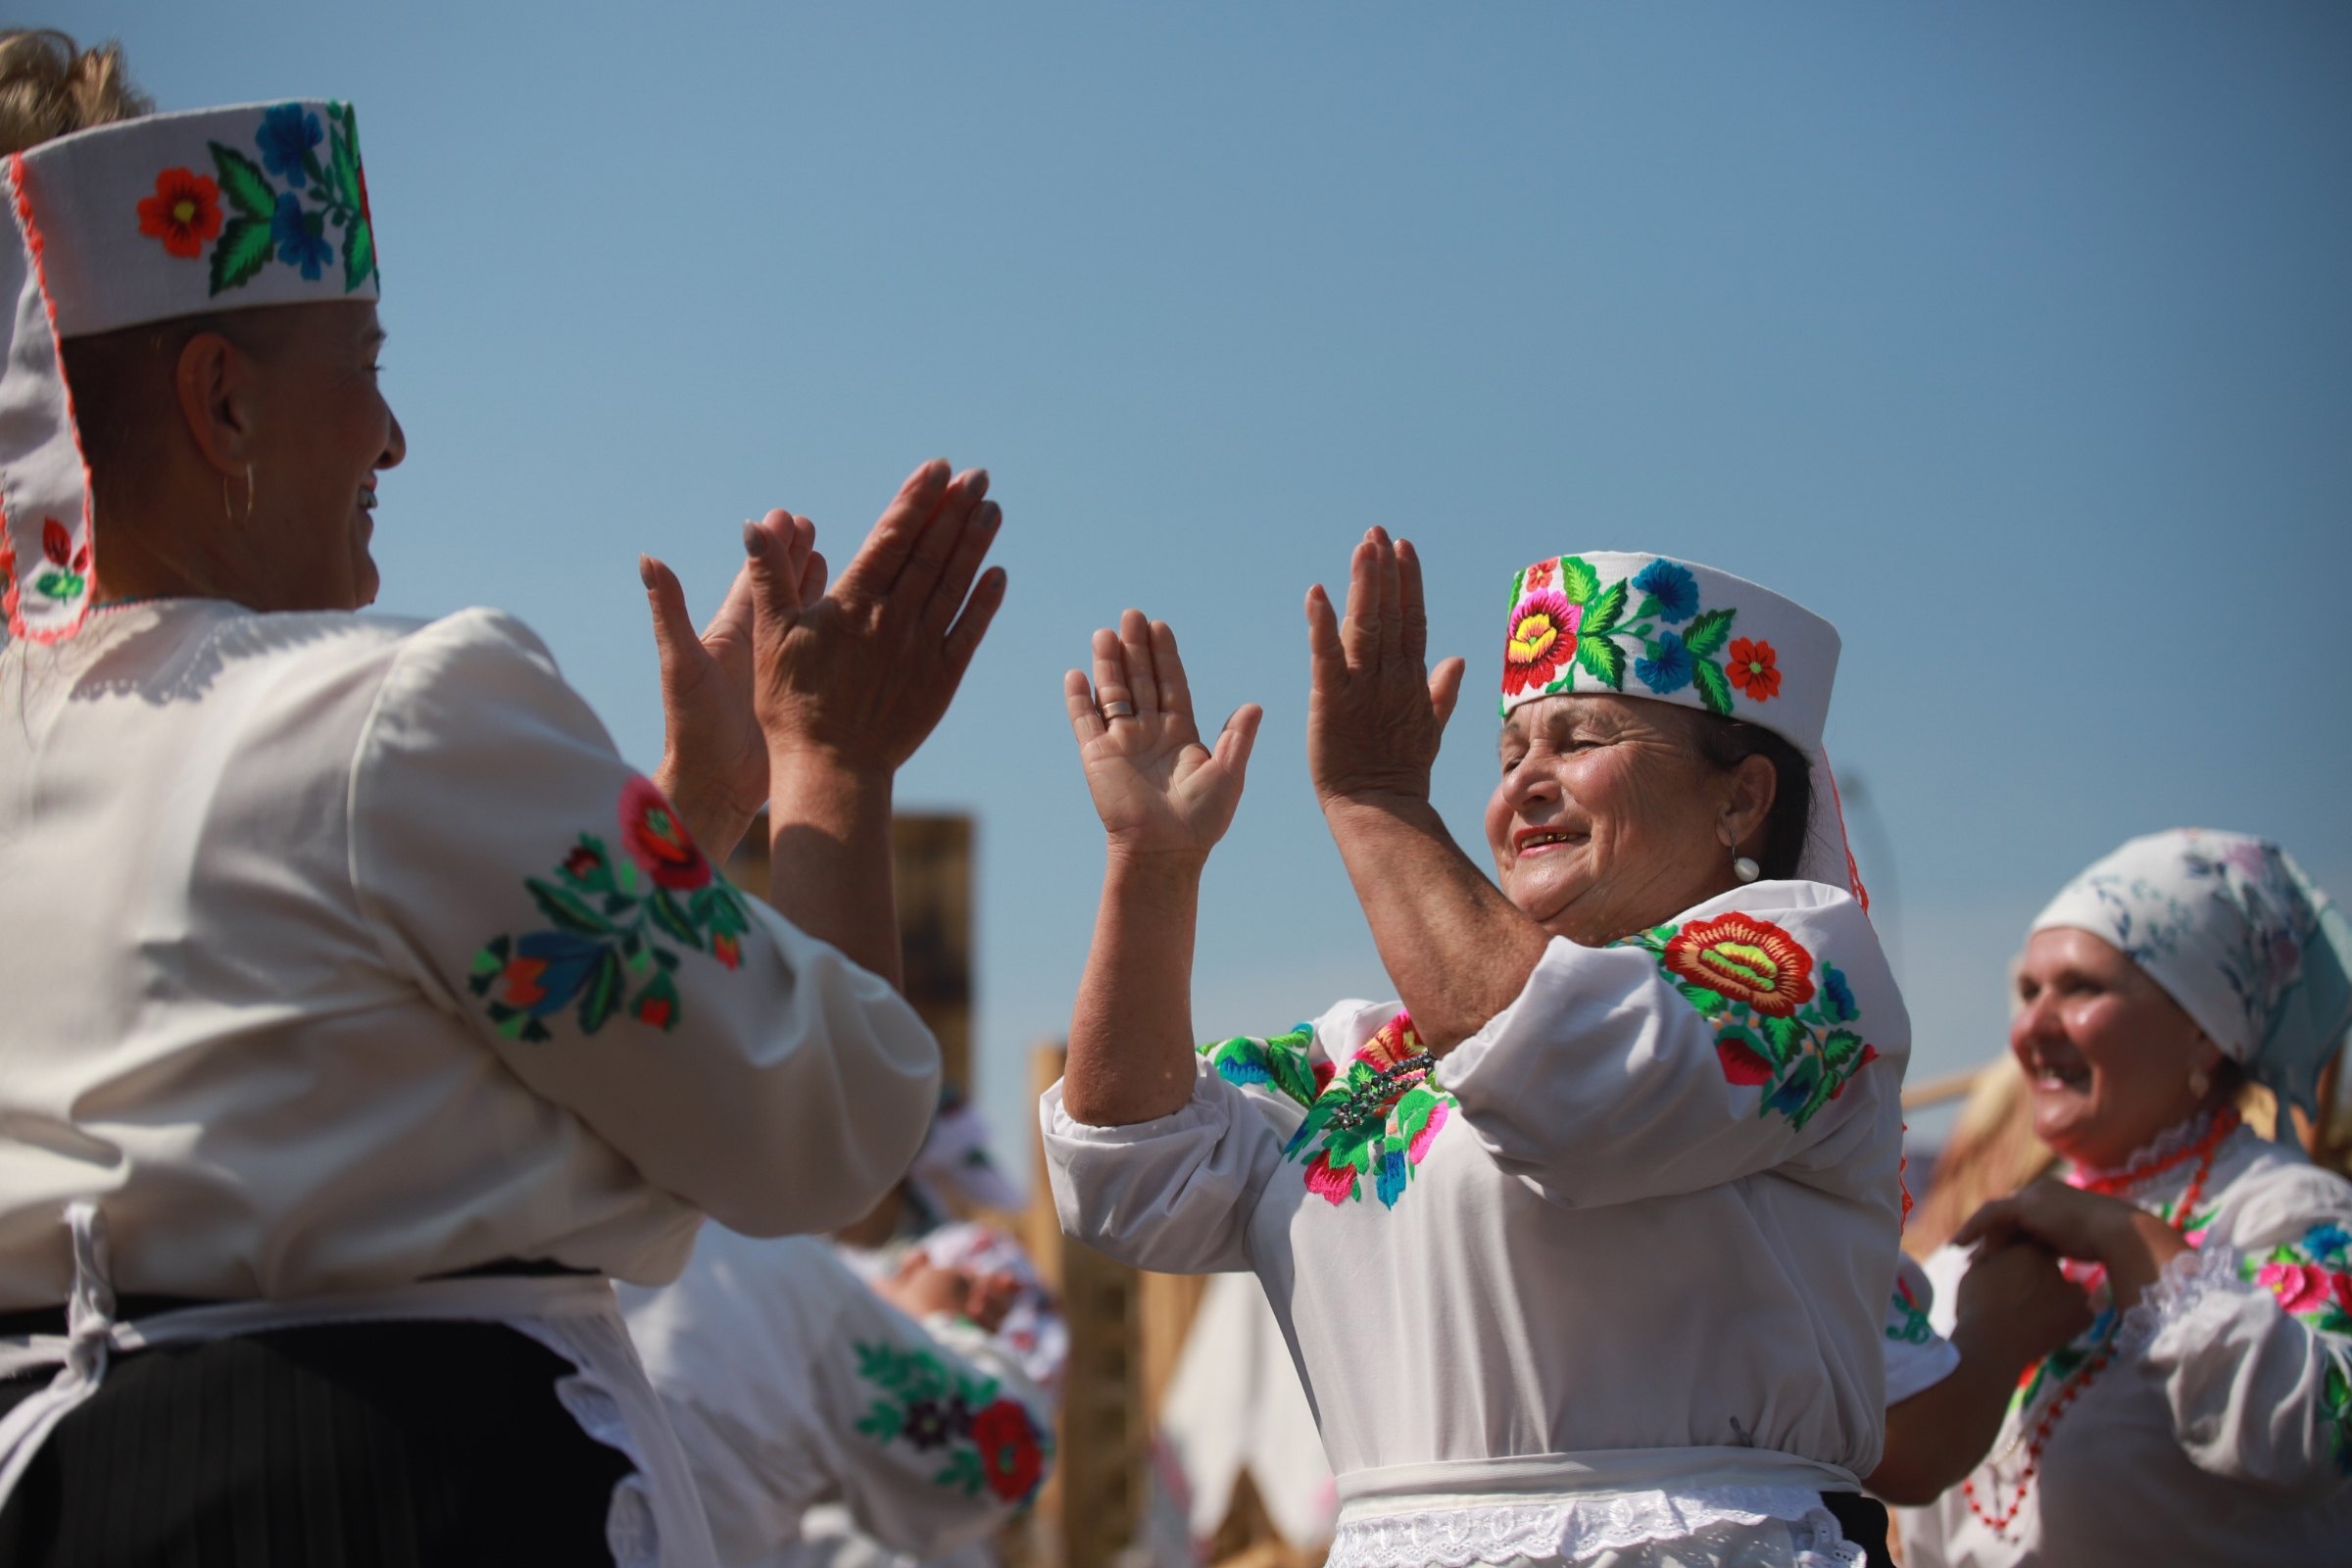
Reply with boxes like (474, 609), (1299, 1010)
(0, 1318), (632, 1567)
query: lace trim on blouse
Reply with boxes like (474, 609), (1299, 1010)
(2072, 1107), (2220, 1189)
(1322, 1486), (1864, 1568)
(2116, 1242), (2259, 1362)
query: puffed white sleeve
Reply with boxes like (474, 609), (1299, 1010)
(1042, 1012), (1348, 1275)
(1438, 883), (1908, 1208)
(349, 609), (940, 1238)
(1883, 1253), (1964, 1406)
(2120, 1165), (2352, 1496)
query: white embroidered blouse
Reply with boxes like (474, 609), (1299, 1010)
(1896, 1119), (2352, 1566)
(0, 600), (941, 1305)
(619, 1226), (1054, 1568)
(1043, 879), (1908, 1567)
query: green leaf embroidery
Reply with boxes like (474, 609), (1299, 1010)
(578, 951), (624, 1033)
(1690, 659), (1734, 716)
(208, 217), (275, 295)
(1682, 607), (1735, 658)
(210, 143), (275, 220)
(1584, 580), (1628, 636)
(529, 879), (617, 938)
(1761, 1012), (1807, 1061)
(342, 215), (375, 294)
(1575, 634), (1626, 688)
(1676, 980), (1728, 1015)
(1555, 556), (1600, 607)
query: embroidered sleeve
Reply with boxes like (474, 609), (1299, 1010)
(1199, 1023), (1327, 1110)
(841, 1333), (1055, 1543)
(1439, 889), (1906, 1210)
(2126, 1189), (2352, 1490)
(350, 609), (940, 1239)
(1883, 1255), (1963, 1405)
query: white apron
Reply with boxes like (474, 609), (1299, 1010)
(0, 1202), (716, 1568)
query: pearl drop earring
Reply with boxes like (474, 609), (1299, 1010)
(1734, 856), (1760, 884)
(2188, 1066), (2212, 1100)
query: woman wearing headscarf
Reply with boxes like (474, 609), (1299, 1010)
(1044, 533), (1909, 1567)
(0, 34), (1003, 1566)
(1894, 829), (2352, 1565)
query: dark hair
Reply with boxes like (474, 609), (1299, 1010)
(1684, 710), (1813, 881)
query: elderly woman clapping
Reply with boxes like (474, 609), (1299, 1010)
(1044, 536), (1912, 1567)
(1895, 830), (2352, 1567)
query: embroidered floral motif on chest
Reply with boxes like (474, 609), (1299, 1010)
(1200, 1014), (1456, 1210)
(1500, 556), (1782, 717)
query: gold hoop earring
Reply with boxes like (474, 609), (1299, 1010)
(221, 474), (233, 523)
(243, 463), (257, 526)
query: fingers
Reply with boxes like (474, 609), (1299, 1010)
(1064, 667), (1107, 746)
(1214, 703), (1264, 782)
(1428, 656), (1467, 730)
(1340, 531), (1382, 667)
(940, 565), (1007, 684)
(1375, 529), (1405, 665)
(833, 459), (953, 602)
(923, 496), (1003, 636)
(1953, 1197), (2019, 1250)
(1397, 537), (1429, 665)
(1148, 618), (1191, 720)
(639, 556), (698, 683)
(900, 467), (990, 612)
(1304, 583), (1346, 690)
(1118, 608), (1160, 720)
(799, 548), (829, 605)
(743, 514), (806, 639)
(1091, 625), (1134, 719)
(705, 558), (758, 646)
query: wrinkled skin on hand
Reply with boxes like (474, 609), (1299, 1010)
(1305, 527), (1467, 809)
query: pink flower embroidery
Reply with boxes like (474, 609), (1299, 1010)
(1302, 1151), (1357, 1205)
(1407, 1099), (1448, 1162)
(2257, 1260), (2335, 1315)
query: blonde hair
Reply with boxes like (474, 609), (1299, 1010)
(0, 29), (150, 156)
(1904, 1054), (2057, 1260)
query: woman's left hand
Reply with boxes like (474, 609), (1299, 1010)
(643, 514), (826, 863)
(1955, 1177), (2190, 1306)
(1306, 528), (1467, 809)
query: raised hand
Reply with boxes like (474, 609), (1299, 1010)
(1063, 609), (1262, 863)
(748, 461), (1006, 775)
(1306, 527), (1467, 809)
(643, 515), (825, 862)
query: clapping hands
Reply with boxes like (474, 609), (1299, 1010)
(1064, 610), (1262, 865)
(1306, 527), (1467, 810)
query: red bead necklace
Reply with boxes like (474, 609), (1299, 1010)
(1958, 1108), (2236, 1539)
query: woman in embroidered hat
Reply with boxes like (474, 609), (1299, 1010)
(1886, 829), (2352, 1566)
(1041, 531), (1934, 1566)
(0, 31), (1006, 1565)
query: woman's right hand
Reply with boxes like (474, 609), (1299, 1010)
(1954, 1239), (2094, 1371)
(1063, 610), (1262, 864)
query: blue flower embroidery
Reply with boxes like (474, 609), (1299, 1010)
(1632, 560), (1699, 623)
(256, 104), (322, 189)
(271, 192), (332, 280)
(1635, 631), (1693, 694)
(2306, 1222), (2351, 1263)
(1821, 963), (1859, 1024)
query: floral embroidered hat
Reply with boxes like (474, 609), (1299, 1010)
(2031, 829), (2351, 1117)
(1499, 552), (1865, 902)
(0, 100), (378, 643)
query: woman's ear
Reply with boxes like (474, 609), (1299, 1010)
(172, 329), (257, 477)
(1724, 751), (1779, 857)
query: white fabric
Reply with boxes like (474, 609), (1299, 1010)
(1326, 1489), (1861, 1568)
(3, 102), (385, 642)
(2029, 828), (2351, 1116)
(0, 599), (941, 1304)
(1898, 1122), (2352, 1566)
(619, 1226), (1054, 1568)
(1495, 553), (1861, 901)
(0, 1201), (715, 1567)
(1044, 878), (1907, 1563)
(1157, 1268), (1338, 1547)
(1880, 1254), (1961, 1407)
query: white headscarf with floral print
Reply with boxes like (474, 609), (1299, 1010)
(1, 100), (378, 644)
(2032, 829), (2352, 1117)
(1498, 551), (1866, 903)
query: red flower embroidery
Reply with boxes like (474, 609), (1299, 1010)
(497, 955), (550, 1008)
(970, 1399), (1045, 1501)
(710, 932), (741, 971)
(564, 843), (606, 881)
(1502, 589), (1580, 697)
(1302, 1151), (1357, 1205)
(136, 168), (224, 260)
(617, 775), (711, 890)
(1664, 913), (1817, 1017)
(1524, 559), (1555, 589)
(1716, 1032), (1775, 1085)
(41, 519), (70, 566)
(1727, 637), (1781, 702)
(633, 994), (674, 1029)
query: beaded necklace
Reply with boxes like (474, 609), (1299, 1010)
(1319, 1053), (1438, 1134)
(1958, 1106), (2238, 1539)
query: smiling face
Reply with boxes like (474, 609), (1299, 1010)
(1483, 694), (1763, 946)
(238, 301), (405, 610)
(2010, 926), (2225, 1167)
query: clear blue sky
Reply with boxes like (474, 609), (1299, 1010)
(77, 2), (2352, 1158)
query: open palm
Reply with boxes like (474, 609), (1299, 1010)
(1064, 610), (1261, 860)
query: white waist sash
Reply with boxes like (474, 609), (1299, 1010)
(1330, 1447), (1866, 1568)
(0, 1201), (716, 1568)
